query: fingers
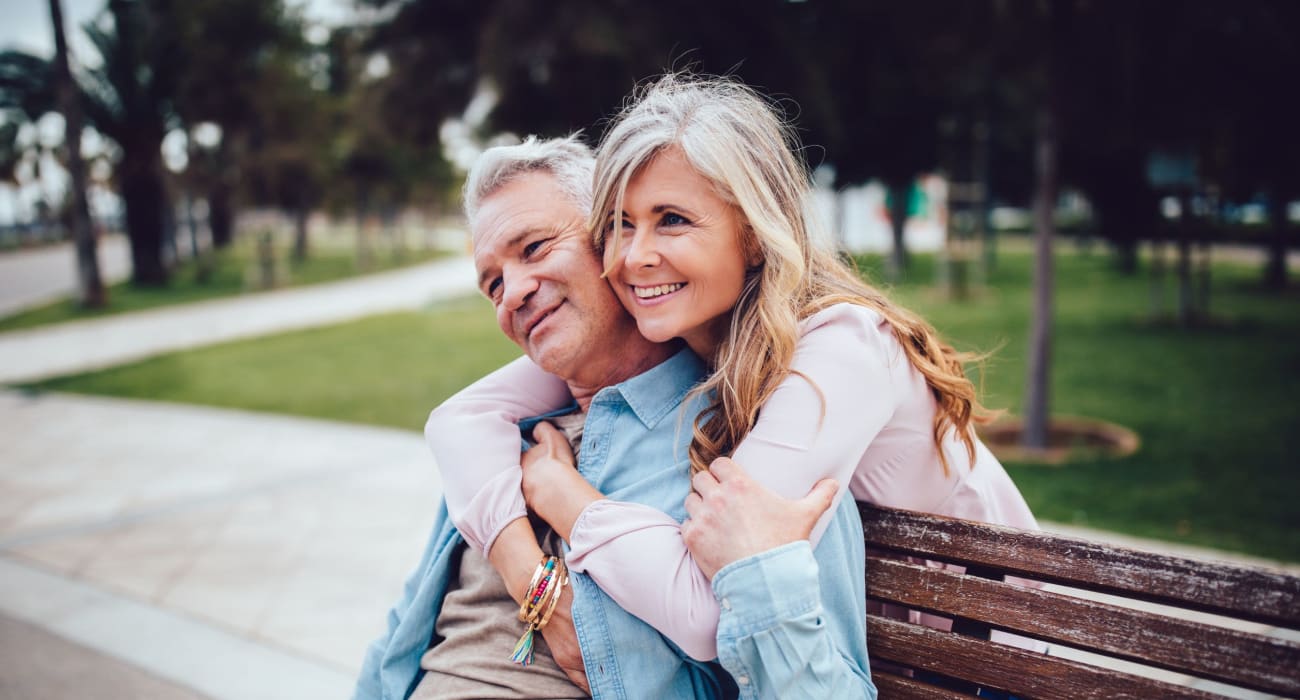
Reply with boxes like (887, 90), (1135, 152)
(531, 421), (569, 457)
(708, 456), (742, 481)
(684, 491), (703, 517)
(526, 421), (576, 472)
(691, 468), (720, 497)
(801, 478), (840, 517)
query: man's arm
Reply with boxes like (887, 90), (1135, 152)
(487, 518), (589, 693)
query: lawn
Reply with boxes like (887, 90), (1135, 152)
(0, 241), (449, 333)
(27, 249), (1300, 561)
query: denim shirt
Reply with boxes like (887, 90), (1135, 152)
(353, 349), (873, 699)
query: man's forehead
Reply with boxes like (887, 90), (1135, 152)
(471, 176), (588, 259)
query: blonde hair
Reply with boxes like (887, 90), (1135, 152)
(592, 73), (995, 476)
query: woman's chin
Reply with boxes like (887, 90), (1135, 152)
(635, 322), (679, 345)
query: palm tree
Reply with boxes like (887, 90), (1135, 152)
(49, 0), (106, 306)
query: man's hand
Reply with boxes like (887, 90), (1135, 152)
(539, 582), (589, 693)
(682, 457), (839, 579)
(521, 421), (604, 540)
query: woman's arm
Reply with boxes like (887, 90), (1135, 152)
(424, 355), (571, 554)
(538, 305), (896, 659)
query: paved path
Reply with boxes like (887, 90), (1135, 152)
(0, 236), (133, 318)
(0, 390), (441, 700)
(0, 255), (476, 384)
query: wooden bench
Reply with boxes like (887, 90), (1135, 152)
(857, 503), (1300, 699)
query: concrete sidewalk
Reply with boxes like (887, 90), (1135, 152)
(0, 255), (477, 384)
(0, 390), (441, 700)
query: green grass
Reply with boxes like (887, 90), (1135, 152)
(25, 250), (1300, 560)
(0, 243), (449, 333)
(854, 251), (1300, 561)
(30, 296), (521, 432)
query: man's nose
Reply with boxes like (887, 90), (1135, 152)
(500, 267), (539, 311)
(622, 226), (660, 269)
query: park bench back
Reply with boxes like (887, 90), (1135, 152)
(857, 502), (1300, 699)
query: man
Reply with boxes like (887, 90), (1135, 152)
(354, 136), (873, 700)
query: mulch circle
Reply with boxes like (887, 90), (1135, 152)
(979, 416), (1140, 465)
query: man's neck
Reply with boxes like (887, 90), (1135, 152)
(566, 341), (680, 411)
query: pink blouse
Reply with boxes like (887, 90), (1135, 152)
(424, 303), (1038, 661)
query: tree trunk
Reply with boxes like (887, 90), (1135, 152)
(1113, 238), (1139, 274)
(119, 139), (170, 286)
(292, 206), (309, 262)
(887, 180), (910, 281)
(208, 177), (234, 249)
(1175, 201), (1193, 327)
(49, 0), (105, 308)
(1022, 87), (1058, 451)
(1264, 197), (1289, 290)
(1149, 238), (1166, 319)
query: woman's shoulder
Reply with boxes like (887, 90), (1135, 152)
(798, 302), (889, 337)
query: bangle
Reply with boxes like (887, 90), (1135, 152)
(517, 555), (553, 622)
(536, 565), (568, 630)
(510, 555), (567, 665)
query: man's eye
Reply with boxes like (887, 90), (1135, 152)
(523, 239), (548, 258)
(487, 277), (502, 298)
(661, 212), (690, 227)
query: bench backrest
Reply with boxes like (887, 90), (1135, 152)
(857, 502), (1300, 699)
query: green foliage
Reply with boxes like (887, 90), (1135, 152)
(0, 244), (448, 333)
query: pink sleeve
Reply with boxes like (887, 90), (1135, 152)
(566, 304), (894, 661)
(424, 355), (571, 553)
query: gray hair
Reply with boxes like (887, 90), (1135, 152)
(462, 134), (595, 224)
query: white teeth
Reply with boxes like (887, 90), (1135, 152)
(633, 283), (684, 299)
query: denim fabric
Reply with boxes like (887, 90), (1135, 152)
(354, 349), (872, 699)
(713, 515), (876, 699)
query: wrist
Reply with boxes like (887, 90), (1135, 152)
(535, 481), (605, 541)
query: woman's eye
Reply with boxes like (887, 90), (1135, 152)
(661, 212), (689, 227)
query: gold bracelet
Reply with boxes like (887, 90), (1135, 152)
(536, 565), (568, 630)
(524, 567), (557, 625)
(517, 555), (552, 622)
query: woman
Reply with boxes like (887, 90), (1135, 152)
(429, 73), (1037, 663)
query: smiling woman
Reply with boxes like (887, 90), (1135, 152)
(603, 146), (754, 356)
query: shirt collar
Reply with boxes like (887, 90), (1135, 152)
(604, 348), (707, 428)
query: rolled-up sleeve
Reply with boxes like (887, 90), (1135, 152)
(712, 542), (876, 700)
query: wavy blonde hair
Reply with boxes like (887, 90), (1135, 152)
(592, 73), (995, 476)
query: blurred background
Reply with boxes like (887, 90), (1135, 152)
(0, 0), (1297, 698)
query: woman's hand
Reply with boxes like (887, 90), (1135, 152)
(521, 421), (605, 541)
(682, 457), (839, 580)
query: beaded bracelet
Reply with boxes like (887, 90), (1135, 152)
(511, 555), (568, 665)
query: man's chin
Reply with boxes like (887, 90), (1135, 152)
(527, 342), (584, 381)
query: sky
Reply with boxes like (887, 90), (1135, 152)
(0, 0), (357, 225)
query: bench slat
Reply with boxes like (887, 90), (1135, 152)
(867, 614), (1223, 700)
(867, 556), (1300, 696)
(871, 670), (974, 699)
(859, 503), (1300, 627)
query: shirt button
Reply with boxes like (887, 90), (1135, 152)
(722, 597), (732, 610)
(737, 675), (750, 685)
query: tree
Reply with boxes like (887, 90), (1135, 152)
(49, 0), (106, 307)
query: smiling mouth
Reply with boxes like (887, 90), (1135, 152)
(525, 303), (562, 338)
(632, 283), (685, 299)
